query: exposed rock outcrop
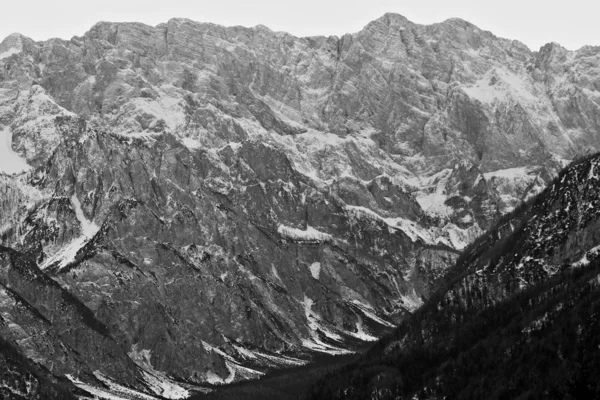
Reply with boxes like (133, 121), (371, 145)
(0, 12), (598, 398)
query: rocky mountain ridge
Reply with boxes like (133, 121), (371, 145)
(0, 12), (598, 399)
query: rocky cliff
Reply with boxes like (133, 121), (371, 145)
(0, 12), (599, 399)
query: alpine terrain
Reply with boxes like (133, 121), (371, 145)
(0, 12), (599, 399)
(306, 153), (600, 399)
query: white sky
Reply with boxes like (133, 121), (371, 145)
(0, 0), (598, 51)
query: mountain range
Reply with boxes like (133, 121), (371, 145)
(0, 12), (599, 399)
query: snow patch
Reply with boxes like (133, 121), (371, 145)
(308, 262), (321, 280)
(0, 47), (20, 60)
(573, 254), (590, 267)
(181, 137), (202, 149)
(130, 97), (186, 132)
(0, 126), (30, 175)
(462, 68), (538, 104)
(345, 205), (436, 245)
(573, 245), (600, 268)
(278, 224), (332, 242)
(483, 166), (530, 180)
(399, 288), (424, 313)
(412, 169), (454, 217)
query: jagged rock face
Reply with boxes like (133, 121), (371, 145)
(0, 12), (599, 398)
(0, 245), (143, 388)
(4, 14), (597, 240)
(0, 115), (457, 396)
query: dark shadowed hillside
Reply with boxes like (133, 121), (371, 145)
(305, 154), (600, 399)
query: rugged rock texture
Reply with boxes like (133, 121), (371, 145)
(306, 153), (600, 400)
(4, 13), (598, 230)
(0, 12), (598, 399)
(0, 334), (77, 400)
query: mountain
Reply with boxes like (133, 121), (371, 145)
(305, 153), (600, 399)
(0, 333), (77, 399)
(0, 12), (599, 399)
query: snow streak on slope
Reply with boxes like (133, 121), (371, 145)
(41, 194), (100, 270)
(301, 295), (353, 355)
(345, 205), (433, 243)
(70, 194), (99, 237)
(66, 373), (158, 400)
(201, 341), (264, 384)
(228, 341), (307, 367)
(345, 319), (379, 342)
(278, 224), (333, 242)
(0, 126), (30, 174)
(345, 204), (477, 250)
(128, 345), (191, 399)
(348, 299), (396, 328)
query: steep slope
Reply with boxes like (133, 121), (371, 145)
(0, 334), (78, 400)
(0, 115), (456, 397)
(0, 12), (599, 398)
(306, 153), (600, 399)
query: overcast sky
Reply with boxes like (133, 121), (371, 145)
(0, 0), (597, 51)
